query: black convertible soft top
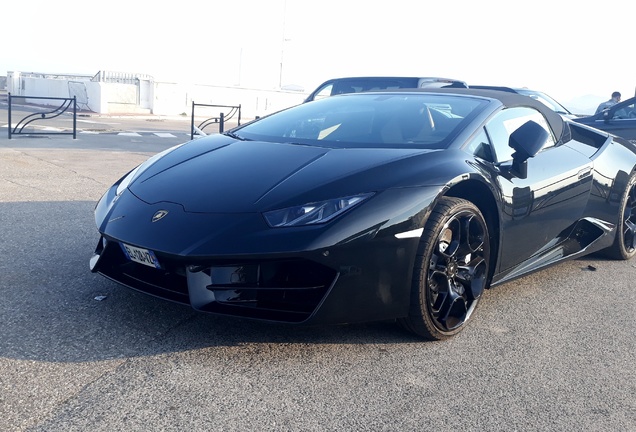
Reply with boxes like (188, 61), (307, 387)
(385, 87), (572, 144)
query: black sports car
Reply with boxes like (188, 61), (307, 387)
(573, 96), (636, 143)
(470, 85), (576, 118)
(90, 88), (636, 340)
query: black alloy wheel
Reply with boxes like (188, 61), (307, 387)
(401, 197), (490, 340)
(605, 172), (636, 260)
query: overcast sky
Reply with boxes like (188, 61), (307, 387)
(4, 0), (634, 109)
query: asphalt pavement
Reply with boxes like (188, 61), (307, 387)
(1, 113), (635, 431)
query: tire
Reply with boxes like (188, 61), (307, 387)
(400, 197), (490, 340)
(603, 172), (636, 260)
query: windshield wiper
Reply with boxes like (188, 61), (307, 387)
(223, 131), (247, 141)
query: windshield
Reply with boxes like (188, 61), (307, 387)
(236, 93), (487, 149)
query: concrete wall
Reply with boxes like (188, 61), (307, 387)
(153, 82), (306, 119)
(6, 71), (307, 119)
(7, 71), (105, 112)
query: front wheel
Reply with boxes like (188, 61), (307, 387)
(603, 172), (636, 260)
(400, 197), (490, 340)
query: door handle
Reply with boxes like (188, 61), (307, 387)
(577, 167), (593, 179)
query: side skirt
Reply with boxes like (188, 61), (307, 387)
(490, 217), (614, 286)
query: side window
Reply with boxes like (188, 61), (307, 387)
(313, 84), (334, 101)
(613, 101), (636, 119)
(465, 128), (493, 161)
(485, 107), (556, 163)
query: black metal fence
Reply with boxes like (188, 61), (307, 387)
(8, 93), (77, 139)
(190, 102), (241, 140)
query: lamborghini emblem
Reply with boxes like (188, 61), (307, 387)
(152, 210), (169, 222)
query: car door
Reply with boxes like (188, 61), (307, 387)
(589, 97), (636, 141)
(483, 107), (594, 274)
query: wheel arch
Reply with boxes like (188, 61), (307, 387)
(445, 179), (500, 284)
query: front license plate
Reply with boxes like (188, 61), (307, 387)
(120, 243), (161, 269)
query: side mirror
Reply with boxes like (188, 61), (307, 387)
(507, 120), (548, 179)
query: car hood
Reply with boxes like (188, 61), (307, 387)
(129, 135), (438, 213)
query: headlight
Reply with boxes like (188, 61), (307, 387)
(115, 143), (185, 196)
(263, 193), (373, 227)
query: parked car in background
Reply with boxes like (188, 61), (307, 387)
(304, 76), (467, 102)
(470, 85), (576, 118)
(91, 88), (636, 341)
(573, 96), (636, 143)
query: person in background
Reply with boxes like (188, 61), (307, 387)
(596, 91), (622, 114)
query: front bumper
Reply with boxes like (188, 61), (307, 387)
(90, 236), (339, 323)
(91, 184), (439, 325)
